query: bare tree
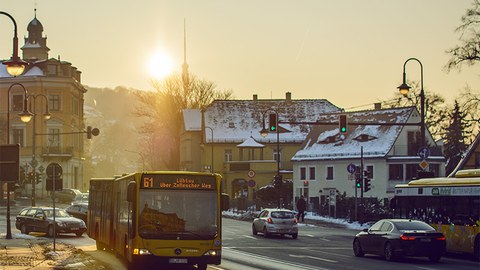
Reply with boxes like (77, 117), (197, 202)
(133, 72), (233, 170)
(446, 0), (480, 71)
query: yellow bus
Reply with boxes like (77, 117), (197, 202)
(393, 169), (480, 260)
(88, 172), (229, 270)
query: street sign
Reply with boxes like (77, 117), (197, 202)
(248, 179), (256, 187)
(347, 163), (356, 174)
(0, 144), (20, 183)
(247, 170), (255, 178)
(417, 147), (430, 159)
(419, 160), (429, 170)
(46, 163), (63, 178)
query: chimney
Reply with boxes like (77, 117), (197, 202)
(286, 92), (292, 101)
(253, 94), (258, 101)
(374, 103), (381, 110)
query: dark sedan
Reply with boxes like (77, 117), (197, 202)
(65, 203), (88, 223)
(353, 219), (446, 262)
(15, 206), (87, 237)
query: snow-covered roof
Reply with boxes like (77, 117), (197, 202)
(203, 98), (342, 143)
(292, 107), (416, 161)
(237, 136), (264, 148)
(183, 109), (201, 131)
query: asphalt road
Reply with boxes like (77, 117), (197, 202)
(2, 200), (479, 270)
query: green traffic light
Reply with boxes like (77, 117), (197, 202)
(341, 127), (346, 132)
(270, 126), (276, 131)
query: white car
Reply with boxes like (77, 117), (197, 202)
(252, 208), (298, 239)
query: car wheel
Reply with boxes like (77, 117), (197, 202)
(353, 239), (364, 257)
(252, 224), (258, 235)
(384, 242), (395, 261)
(291, 233), (298, 239)
(20, 224), (29, 235)
(263, 227), (270, 238)
(47, 225), (56, 238)
(429, 254), (441, 262)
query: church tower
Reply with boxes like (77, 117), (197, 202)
(21, 9), (49, 60)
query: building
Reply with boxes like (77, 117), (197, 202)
(0, 13), (87, 198)
(449, 132), (480, 175)
(291, 106), (445, 212)
(180, 92), (342, 208)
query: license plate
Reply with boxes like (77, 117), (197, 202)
(420, 238), (431, 242)
(169, 258), (188, 264)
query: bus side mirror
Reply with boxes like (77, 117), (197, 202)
(221, 193), (230, 211)
(127, 181), (136, 203)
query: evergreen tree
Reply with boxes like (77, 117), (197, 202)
(444, 101), (470, 175)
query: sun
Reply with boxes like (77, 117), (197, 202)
(147, 50), (174, 80)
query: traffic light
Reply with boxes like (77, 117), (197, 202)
(27, 172), (34, 184)
(269, 114), (277, 132)
(339, 114), (347, 133)
(273, 174), (282, 188)
(355, 177), (362, 189)
(35, 173), (42, 184)
(364, 177), (371, 192)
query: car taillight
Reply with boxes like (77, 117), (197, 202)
(400, 234), (416, 241)
(436, 236), (446, 241)
(267, 217), (273, 224)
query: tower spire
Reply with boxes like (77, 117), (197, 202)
(182, 18), (189, 91)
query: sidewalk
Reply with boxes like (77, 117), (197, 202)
(0, 233), (107, 270)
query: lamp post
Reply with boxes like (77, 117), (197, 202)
(205, 126), (214, 172)
(397, 58), (426, 150)
(259, 109), (281, 184)
(0, 11), (28, 77)
(27, 94), (51, 206)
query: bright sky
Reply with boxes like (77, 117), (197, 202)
(1, 0), (478, 109)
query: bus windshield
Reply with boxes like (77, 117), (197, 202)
(138, 189), (218, 240)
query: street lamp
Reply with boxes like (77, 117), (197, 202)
(205, 126), (214, 172)
(0, 11), (28, 77)
(397, 57), (426, 149)
(6, 83), (33, 143)
(28, 94), (51, 206)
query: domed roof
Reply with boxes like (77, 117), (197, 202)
(27, 16), (43, 33)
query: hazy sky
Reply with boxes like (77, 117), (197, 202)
(1, 0), (478, 109)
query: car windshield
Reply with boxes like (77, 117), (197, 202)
(271, 211), (295, 218)
(395, 221), (434, 231)
(44, 209), (71, 218)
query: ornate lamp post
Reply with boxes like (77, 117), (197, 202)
(0, 11), (28, 77)
(28, 94), (51, 206)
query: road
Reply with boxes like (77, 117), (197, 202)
(2, 200), (479, 270)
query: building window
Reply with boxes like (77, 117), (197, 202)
(300, 167), (306, 180)
(72, 97), (79, 116)
(406, 164), (421, 180)
(224, 149), (232, 162)
(389, 164), (403, 181)
(48, 128), (61, 147)
(326, 166), (334, 180)
(48, 94), (61, 111)
(309, 167), (316, 180)
(12, 94), (24, 111)
(12, 129), (24, 146)
(366, 165), (374, 179)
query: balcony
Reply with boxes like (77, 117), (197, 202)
(41, 146), (73, 159)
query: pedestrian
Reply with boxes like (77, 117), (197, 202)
(296, 196), (306, 222)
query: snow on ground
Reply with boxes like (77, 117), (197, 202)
(223, 210), (371, 231)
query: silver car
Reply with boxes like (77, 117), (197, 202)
(252, 208), (298, 239)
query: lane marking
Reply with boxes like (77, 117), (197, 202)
(243, 235), (257, 239)
(289, 254), (338, 263)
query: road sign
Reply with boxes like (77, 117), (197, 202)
(417, 147), (430, 159)
(46, 163), (63, 178)
(247, 170), (255, 178)
(419, 160), (429, 170)
(347, 163), (356, 174)
(248, 179), (256, 187)
(0, 144), (20, 183)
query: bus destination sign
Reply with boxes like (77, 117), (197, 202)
(141, 174), (216, 190)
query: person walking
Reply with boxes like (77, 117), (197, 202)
(296, 196), (307, 222)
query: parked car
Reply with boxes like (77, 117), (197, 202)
(252, 208), (298, 239)
(71, 192), (89, 204)
(15, 206), (87, 237)
(353, 219), (446, 262)
(52, 188), (82, 203)
(65, 203), (88, 223)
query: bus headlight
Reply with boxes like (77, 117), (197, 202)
(203, 249), (220, 256)
(133, 248), (152, 255)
